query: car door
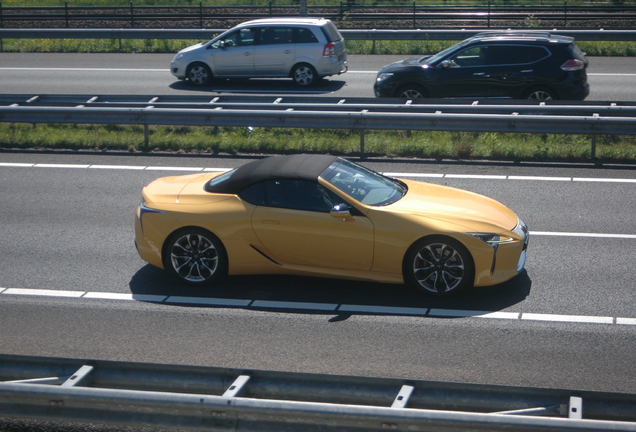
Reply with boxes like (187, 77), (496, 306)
(253, 26), (295, 76)
(430, 46), (497, 98)
(207, 28), (256, 77)
(480, 45), (550, 97)
(248, 179), (374, 271)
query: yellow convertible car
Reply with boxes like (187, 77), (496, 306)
(135, 154), (528, 296)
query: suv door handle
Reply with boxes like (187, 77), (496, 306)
(473, 72), (486, 76)
(521, 69), (533, 73)
(244, 52), (252, 56)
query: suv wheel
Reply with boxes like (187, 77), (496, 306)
(395, 84), (428, 99)
(524, 87), (556, 101)
(292, 64), (318, 87)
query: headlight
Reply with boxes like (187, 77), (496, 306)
(174, 53), (184, 61)
(468, 233), (514, 249)
(376, 73), (394, 81)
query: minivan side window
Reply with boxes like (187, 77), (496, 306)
(258, 27), (294, 45)
(296, 27), (319, 44)
(212, 28), (256, 48)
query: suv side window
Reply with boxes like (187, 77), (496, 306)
(258, 27), (294, 45)
(486, 45), (549, 65)
(296, 27), (319, 44)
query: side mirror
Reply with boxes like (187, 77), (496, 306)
(330, 203), (356, 221)
(440, 60), (451, 68)
(218, 40), (226, 49)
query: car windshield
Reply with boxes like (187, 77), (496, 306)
(423, 39), (472, 65)
(320, 158), (406, 206)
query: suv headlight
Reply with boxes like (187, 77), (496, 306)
(376, 72), (394, 81)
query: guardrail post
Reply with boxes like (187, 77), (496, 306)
(591, 134), (597, 159)
(564, 0), (568, 27)
(412, 1), (415, 28)
(65, 1), (69, 28)
(199, 2), (203, 28)
(1, 1), (3, 29)
(130, 1), (134, 28)
(488, 1), (491, 28)
(144, 124), (149, 149)
(360, 129), (365, 155)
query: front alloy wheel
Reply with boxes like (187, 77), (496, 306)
(405, 237), (474, 296)
(164, 229), (227, 286)
(187, 63), (212, 86)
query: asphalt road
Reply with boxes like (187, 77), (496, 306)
(0, 52), (635, 101)
(1, 152), (635, 394)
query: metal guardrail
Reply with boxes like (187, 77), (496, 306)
(1, 2), (636, 29)
(2, 28), (636, 41)
(1, 354), (636, 431)
(1, 94), (635, 156)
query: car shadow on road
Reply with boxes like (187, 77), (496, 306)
(169, 78), (346, 95)
(129, 264), (531, 318)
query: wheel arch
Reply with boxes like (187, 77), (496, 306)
(522, 84), (559, 100)
(402, 234), (475, 274)
(161, 225), (228, 266)
(393, 81), (430, 98)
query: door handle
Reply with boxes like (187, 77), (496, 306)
(473, 72), (486, 76)
(261, 220), (280, 225)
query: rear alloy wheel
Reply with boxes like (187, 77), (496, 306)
(292, 64), (318, 86)
(187, 63), (212, 86)
(404, 236), (474, 296)
(525, 87), (556, 101)
(395, 84), (427, 99)
(163, 228), (227, 286)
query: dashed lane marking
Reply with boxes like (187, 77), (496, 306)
(1, 287), (634, 326)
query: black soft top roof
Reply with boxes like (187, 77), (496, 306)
(205, 154), (339, 194)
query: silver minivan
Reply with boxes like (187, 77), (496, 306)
(170, 18), (348, 87)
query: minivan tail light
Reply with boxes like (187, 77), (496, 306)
(323, 42), (336, 57)
(561, 59), (585, 71)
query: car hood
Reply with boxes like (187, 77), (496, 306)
(380, 55), (431, 72)
(143, 172), (230, 205)
(389, 179), (518, 232)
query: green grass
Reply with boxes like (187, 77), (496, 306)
(2, 123), (636, 162)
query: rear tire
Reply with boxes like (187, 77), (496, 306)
(403, 236), (474, 296)
(292, 64), (319, 87)
(524, 86), (556, 101)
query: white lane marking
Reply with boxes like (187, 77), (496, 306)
(164, 296), (252, 306)
(89, 165), (146, 170)
(3, 288), (84, 298)
(34, 163), (90, 169)
(429, 309), (520, 319)
(339, 304), (430, 315)
(1, 287), (634, 325)
(508, 175), (571, 181)
(144, 166), (204, 171)
(3, 162), (636, 184)
(252, 300), (338, 311)
(521, 313), (614, 324)
(0, 67), (168, 72)
(445, 174), (508, 180)
(531, 231), (636, 239)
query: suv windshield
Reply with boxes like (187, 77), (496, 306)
(320, 158), (406, 206)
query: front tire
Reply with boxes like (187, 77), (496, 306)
(187, 63), (213, 86)
(404, 236), (474, 296)
(292, 64), (318, 87)
(395, 84), (428, 99)
(163, 228), (227, 286)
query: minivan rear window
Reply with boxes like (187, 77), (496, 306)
(321, 21), (343, 43)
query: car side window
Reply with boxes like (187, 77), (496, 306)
(218, 28), (256, 48)
(487, 45), (549, 65)
(259, 27), (294, 45)
(296, 27), (319, 44)
(263, 179), (339, 212)
(239, 182), (267, 206)
(447, 46), (489, 67)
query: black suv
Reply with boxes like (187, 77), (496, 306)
(374, 32), (589, 101)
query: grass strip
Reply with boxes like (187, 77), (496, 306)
(2, 123), (636, 162)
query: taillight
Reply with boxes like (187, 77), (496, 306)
(323, 42), (336, 57)
(561, 59), (585, 71)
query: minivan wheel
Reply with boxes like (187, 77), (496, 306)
(524, 87), (556, 101)
(292, 64), (318, 86)
(187, 63), (212, 86)
(395, 84), (428, 99)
